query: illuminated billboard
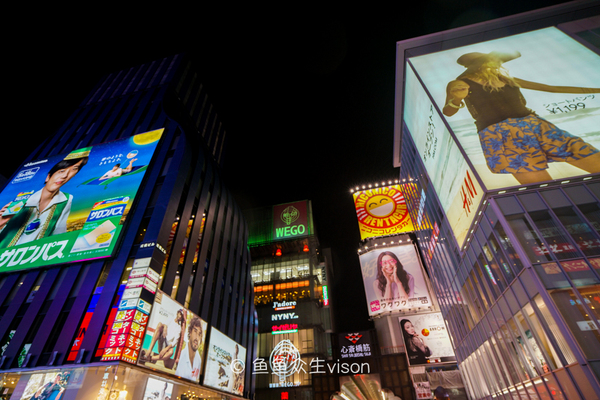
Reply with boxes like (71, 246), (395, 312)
(204, 328), (246, 396)
(138, 290), (208, 383)
(353, 184), (415, 240)
(404, 65), (484, 248)
(338, 331), (373, 359)
(19, 371), (72, 400)
(272, 201), (309, 241)
(399, 313), (455, 366)
(359, 244), (432, 317)
(143, 377), (174, 400)
(407, 27), (600, 191)
(0, 129), (163, 272)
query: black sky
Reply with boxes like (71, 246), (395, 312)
(6, 1), (573, 332)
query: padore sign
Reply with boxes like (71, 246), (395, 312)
(353, 185), (414, 240)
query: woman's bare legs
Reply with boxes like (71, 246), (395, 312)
(568, 153), (600, 174)
(513, 170), (553, 185)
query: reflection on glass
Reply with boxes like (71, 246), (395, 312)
(529, 210), (582, 260)
(550, 286), (600, 360)
(552, 206), (600, 257)
(506, 215), (553, 263)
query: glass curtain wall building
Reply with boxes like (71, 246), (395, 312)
(0, 54), (257, 400)
(395, 2), (600, 399)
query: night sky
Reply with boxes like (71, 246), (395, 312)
(6, 1), (573, 332)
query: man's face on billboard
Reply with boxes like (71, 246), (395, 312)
(45, 160), (84, 192)
(189, 325), (201, 353)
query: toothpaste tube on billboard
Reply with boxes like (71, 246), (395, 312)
(71, 196), (130, 253)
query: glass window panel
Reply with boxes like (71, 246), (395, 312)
(470, 240), (499, 302)
(522, 302), (561, 371)
(499, 323), (530, 382)
(518, 193), (548, 212)
(468, 270), (490, 315)
(586, 183), (600, 201)
(497, 196), (524, 216)
(567, 363), (599, 400)
(540, 189), (571, 209)
(492, 330), (522, 386)
(490, 218), (524, 275)
(529, 210), (582, 260)
(534, 262), (573, 290)
(506, 214), (554, 263)
(507, 315), (540, 378)
(534, 295), (576, 365)
(575, 202), (600, 236)
(554, 368), (582, 400)
(487, 235), (516, 284)
(564, 185), (597, 206)
(550, 286), (600, 360)
(552, 206), (600, 257)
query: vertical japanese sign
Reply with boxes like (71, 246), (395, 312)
(101, 257), (157, 363)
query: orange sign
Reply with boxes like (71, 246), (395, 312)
(353, 184), (414, 240)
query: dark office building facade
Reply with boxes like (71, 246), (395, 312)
(395, 2), (600, 399)
(0, 54), (257, 400)
(246, 201), (335, 400)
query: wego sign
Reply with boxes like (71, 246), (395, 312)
(272, 201), (309, 241)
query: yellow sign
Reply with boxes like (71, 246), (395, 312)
(353, 184), (414, 240)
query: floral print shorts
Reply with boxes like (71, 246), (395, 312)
(478, 115), (599, 173)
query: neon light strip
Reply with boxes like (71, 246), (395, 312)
(272, 329), (298, 335)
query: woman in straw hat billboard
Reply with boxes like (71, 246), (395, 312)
(442, 50), (600, 185)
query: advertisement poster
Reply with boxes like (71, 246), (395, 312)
(143, 377), (173, 400)
(353, 184), (415, 240)
(203, 328), (246, 396)
(138, 290), (207, 383)
(0, 129), (164, 272)
(399, 313), (455, 366)
(408, 27), (600, 190)
(359, 245), (432, 317)
(19, 371), (71, 400)
(404, 65), (484, 248)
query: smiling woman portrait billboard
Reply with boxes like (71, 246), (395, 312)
(359, 244), (432, 317)
(0, 129), (163, 272)
(408, 27), (600, 190)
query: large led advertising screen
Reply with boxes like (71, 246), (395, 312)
(353, 184), (415, 240)
(404, 65), (484, 248)
(359, 244), (432, 317)
(408, 27), (600, 191)
(0, 129), (163, 272)
(138, 290), (208, 383)
(204, 328), (246, 396)
(398, 313), (455, 366)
